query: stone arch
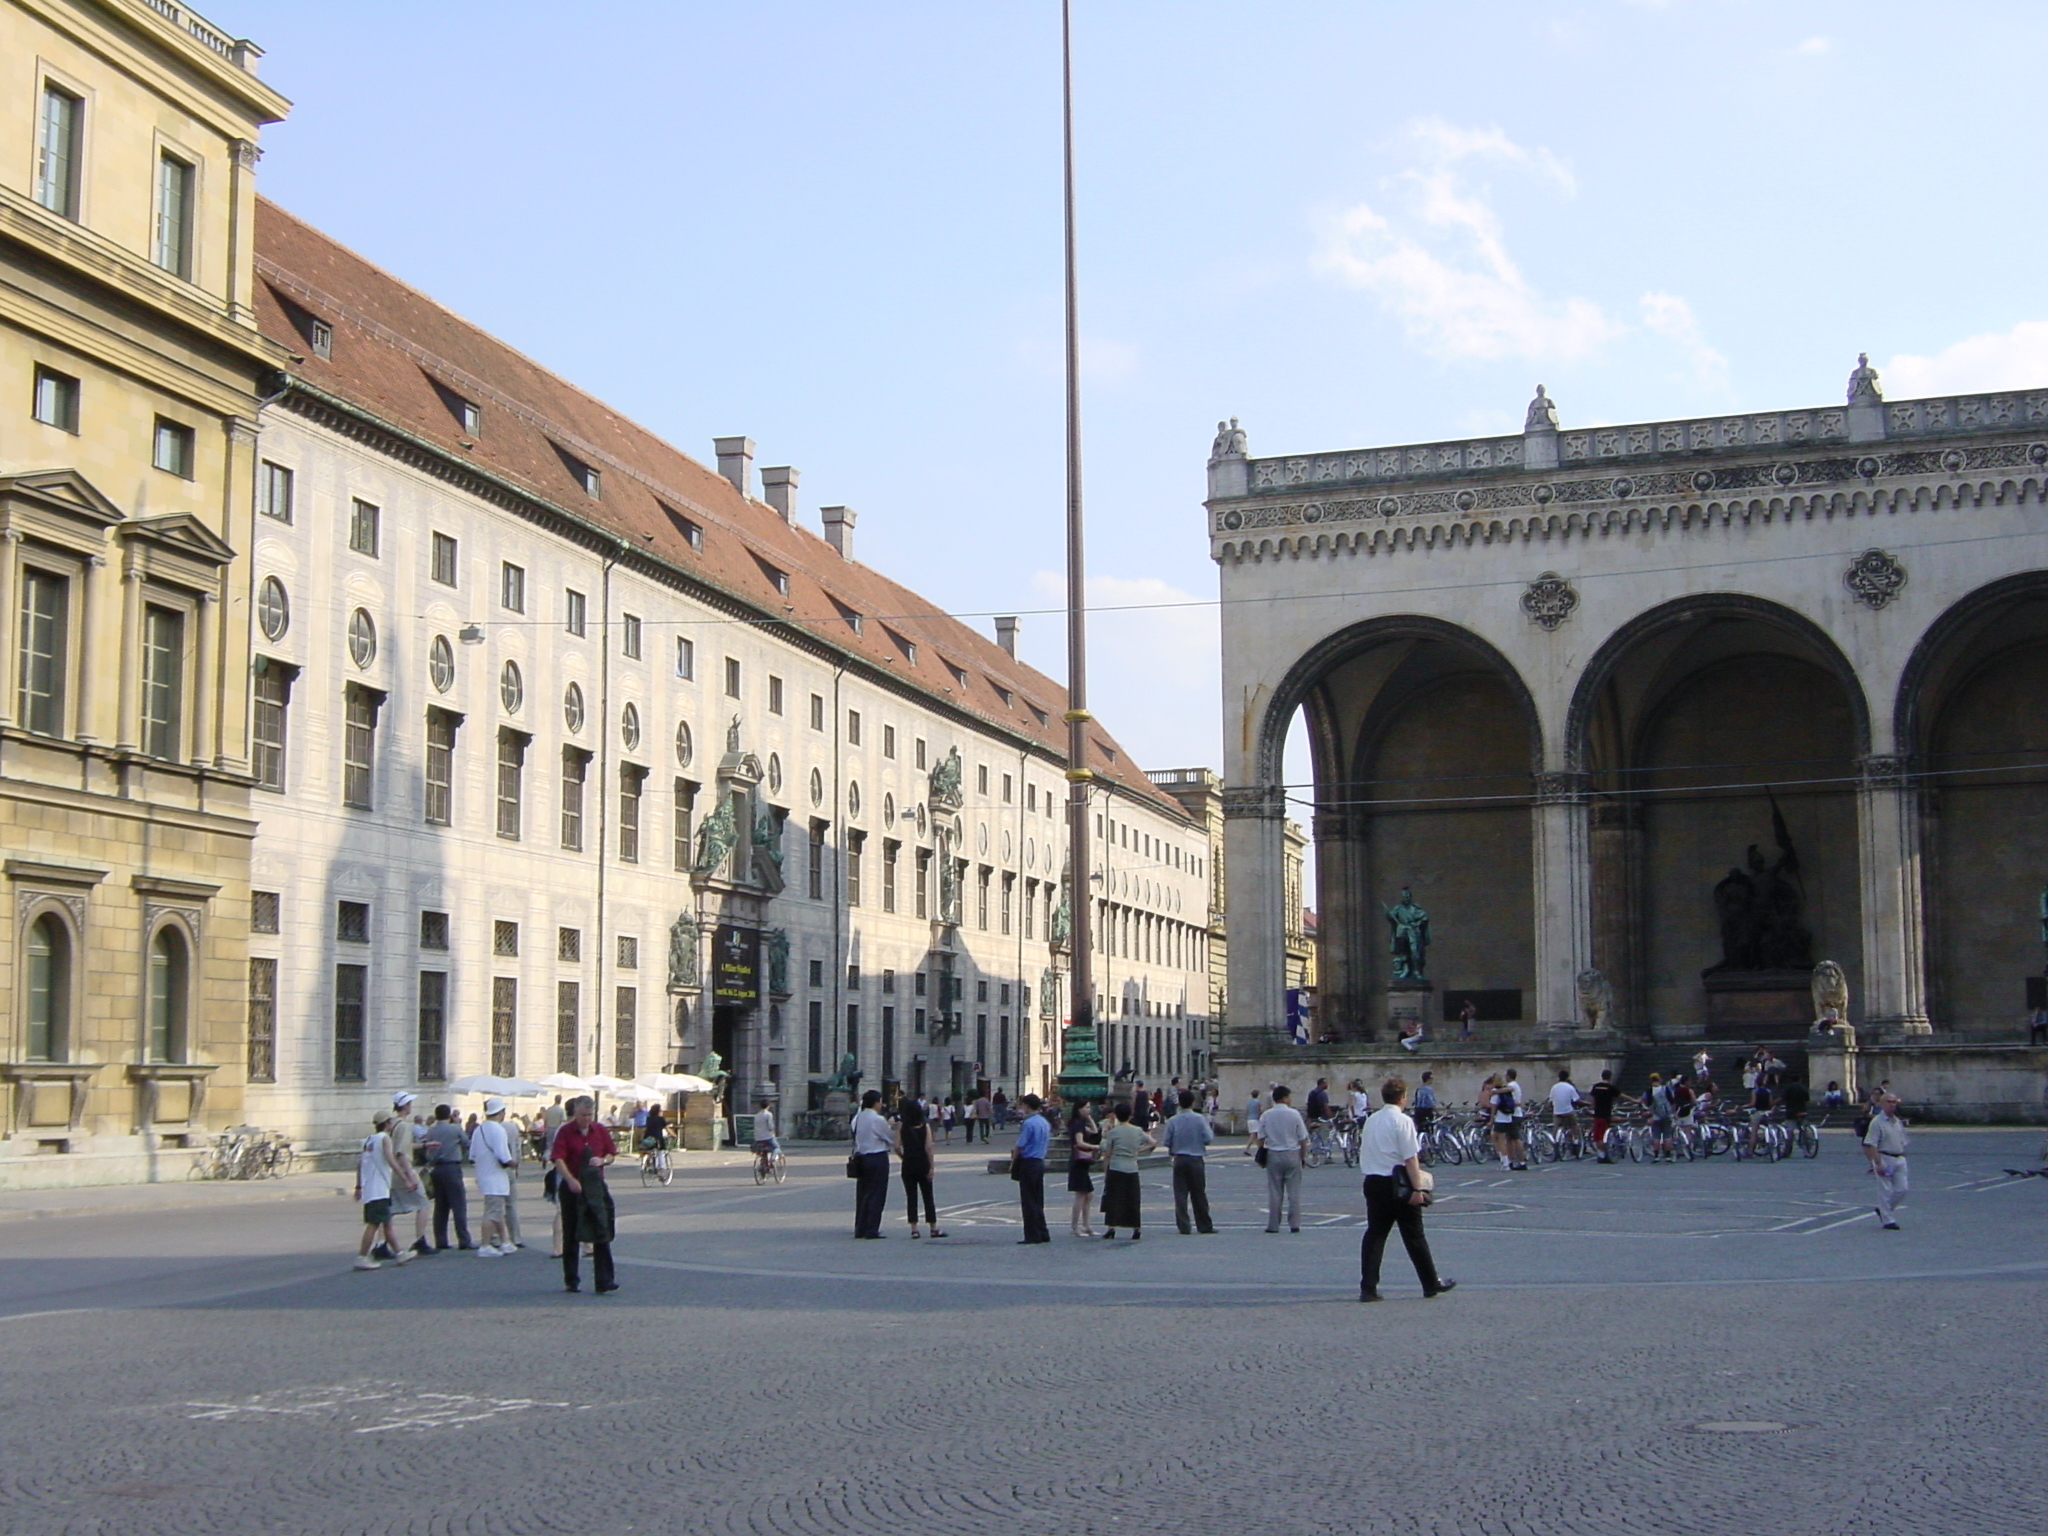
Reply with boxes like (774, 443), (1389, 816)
(1894, 571), (2048, 755)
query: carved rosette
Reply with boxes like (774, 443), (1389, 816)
(1521, 572), (1579, 631)
(1844, 548), (1907, 609)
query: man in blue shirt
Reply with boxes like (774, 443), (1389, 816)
(1011, 1093), (1052, 1244)
(1162, 1089), (1217, 1235)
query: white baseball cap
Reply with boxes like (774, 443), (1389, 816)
(482, 1096), (506, 1115)
(392, 1091), (416, 1109)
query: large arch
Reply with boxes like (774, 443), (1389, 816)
(1564, 594), (1870, 1039)
(1256, 616), (1543, 1042)
(1894, 573), (2048, 1029)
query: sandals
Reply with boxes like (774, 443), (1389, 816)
(910, 1228), (923, 1238)
(929, 1228), (947, 1238)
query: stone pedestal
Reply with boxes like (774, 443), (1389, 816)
(1386, 982), (1434, 1044)
(1703, 971), (1813, 1037)
(679, 1093), (723, 1151)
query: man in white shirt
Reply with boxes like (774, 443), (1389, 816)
(1254, 1084), (1310, 1234)
(1862, 1093), (1909, 1230)
(1358, 1077), (1453, 1302)
(353, 1112), (418, 1271)
(850, 1089), (893, 1239)
(468, 1096), (519, 1257)
(1549, 1070), (1583, 1148)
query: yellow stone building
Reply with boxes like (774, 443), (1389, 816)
(0, 0), (287, 1184)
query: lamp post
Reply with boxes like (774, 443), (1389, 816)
(1054, 0), (1108, 1109)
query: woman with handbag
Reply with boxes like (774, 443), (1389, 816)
(894, 1097), (944, 1238)
(1358, 1077), (1454, 1303)
(1066, 1101), (1102, 1237)
(1098, 1101), (1157, 1241)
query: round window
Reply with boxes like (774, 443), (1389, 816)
(621, 703), (641, 750)
(848, 781), (861, 820)
(1003, 830), (1013, 863)
(977, 823), (989, 854)
(883, 792), (895, 826)
(768, 753), (783, 793)
(675, 719), (693, 767)
(257, 577), (289, 640)
(500, 659), (523, 713)
(809, 767), (824, 807)
(916, 803), (929, 838)
(347, 608), (376, 669)
(564, 682), (585, 733)
(1026, 838), (1036, 870)
(428, 634), (455, 693)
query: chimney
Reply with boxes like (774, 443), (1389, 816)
(712, 436), (755, 497)
(761, 465), (799, 522)
(994, 615), (1019, 656)
(821, 504), (857, 560)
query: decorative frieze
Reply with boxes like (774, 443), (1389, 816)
(1844, 549), (1908, 609)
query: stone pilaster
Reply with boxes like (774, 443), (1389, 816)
(1531, 772), (1593, 1030)
(1222, 783), (1288, 1054)
(1857, 754), (1931, 1035)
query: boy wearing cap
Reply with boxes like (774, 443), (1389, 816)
(469, 1096), (519, 1256)
(355, 1112), (419, 1270)
(386, 1092), (432, 1257)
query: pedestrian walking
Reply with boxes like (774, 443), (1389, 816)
(1358, 1077), (1454, 1302)
(1257, 1084), (1310, 1233)
(550, 1095), (618, 1294)
(1011, 1094), (1052, 1243)
(1162, 1089), (1217, 1235)
(975, 1091), (994, 1144)
(353, 1111), (419, 1271)
(895, 1097), (943, 1238)
(1097, 1101), (1157, 1240)
(1066, 1101), (1102, 1237)
(1244, 1088), (1263, 1147)
(468, 1095), (519, 1257)
(385, 1092), (432, 1257)
(419, 1102), (474, 1251)
(1863, 1092), (1909, 1229)
(851, 1089), (892, 1239)
(1411, 1072), (1437, 1134)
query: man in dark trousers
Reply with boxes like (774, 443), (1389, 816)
(1162, 1089), (1217, 1234)
(850, 1089), (893, 1239)
(419, 1102), (474, 1251)
(549, 1095), (618, 1294)
(1011, 1094), (1052, 1244)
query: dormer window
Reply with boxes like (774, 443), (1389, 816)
(754, 557), (790, 596)
(661, 504), (703, 550)
(426, 375), (482, 435)
(885, 627), (917, 665)
(554, 446), (601, 498)
(309, 319), (333, 360)
(831, 599), (864, 636)
(992, 682), (1013, 707)
(944, 661), (969, 690)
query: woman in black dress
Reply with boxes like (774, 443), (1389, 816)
(1066, 1102), (1102, 1238)
(894, 1097), (944, 1238)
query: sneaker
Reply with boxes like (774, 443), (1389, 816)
(370, 1244), (396, 1261)
(394, 1248), (417, 1265)
(475, 1245), (502, 1259)
(353, 1256), (382, 1271)
(410, 1238), (433, 1257)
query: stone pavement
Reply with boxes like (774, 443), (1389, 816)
(0, 1129), (2044, 1535)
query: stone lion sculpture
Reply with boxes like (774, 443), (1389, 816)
(1576, 968), (1615, 1032)
(1811, 959), (1850, 1030)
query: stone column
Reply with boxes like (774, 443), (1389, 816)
(191, 592), (219, 768)
(1589, 796), (1644, 1034)
(1312, 809), (1369, 1041)
(1531, 772), (1594, 1030)
(1857, 754), (1931, 1035)
(1223, 784), (1289, 1054)
(111, 560), (141, 751)
(0, 528), (19, 729)
(77, 556), (108, 745)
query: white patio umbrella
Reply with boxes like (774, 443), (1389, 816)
(536, 1072), (593, 1093)
(611, 1081), (667, 1102)
(638, 1072), (715, 1095)
(447, 1074), (545, 1097)
(583, 1074), (635, 1094)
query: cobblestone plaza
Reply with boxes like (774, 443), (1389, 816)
(0, 1129), (2043, 1535)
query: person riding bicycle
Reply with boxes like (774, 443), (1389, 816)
(1780, 1076), (1811, 1126)
(1548, 1069), (1583, 1149)
(640, 1104), (668, 1152)
(750, 1097), (780, 1172)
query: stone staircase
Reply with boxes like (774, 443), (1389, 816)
(1620, 1038), (1810, 1092)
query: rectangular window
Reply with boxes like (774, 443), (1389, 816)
(343, 685), (380, 809)
(251, 890), (280, 934)
(768, 676), (784, 715)
(349, 498), (381, 556)
(807, 999), (823, 1074)
(847, 963), (861, 990)
(154, 150), (195, 278)
(809, 958), (824, 988)
(846, 710), (861, 746)
(618, 765), (643, 863)
(724, 656), (741, 698)
(337, 900), (371, 942)
(617, 935), (639, 969)
(35, 84), (81, 219)
(808, 819), (827, 901)
(999, 1015), (1010, 1078)
(674, 636), (694, 679)
(251, 663), (290, 790)
(500, 562), (525, 613)
(846, 831), (865, 907)
(419, 910), (449, 950)
(882, 840), (899, 913)
(561, 747), (589, 849)
(431, 532), (459, 586)
(565, 589), (587, 637)
(1001, 872), (1015, 935)
(417, 971), (448, 1081)
(556, 980), (580, 1073)
(976, 866), (991, 930)
(1001, 773), (1013, 803)
(258, 462), (295, 522)
(614, 986), (637, 1079)
(1023, 879), (1037, 941)
(491, 976), (517, 1075)
(882, 1006), (896, 1082)
(16, 568), (67, 736)
(334, 963), (367, 1081)
(423, 708), (457, 825)
(915, 848), (931, 919)
(496, 730), (526, 839)
(309, 319), (332, 359)
(914, 972), (927, 997)
(673, 777), (698, 870)
(558, 926), (581, 962)
(846, 1004), (861, 1068)
(976, 765), (989, 796)
(31, 365), (79, 432)
(882, 969), (896, 995)
(622, 613), (642, 659)
(246, 957), (276, 1082)
(493, 920), (519, 957)
(915, 1007), (927, 1036)
(1027, 783), (1037, 812)
(915, 738), (927, 770)
(808, 694), (825, 731)
(153, 418), (195, 478)
(141, 605), (184, 760)
(883, 724), (897, 760)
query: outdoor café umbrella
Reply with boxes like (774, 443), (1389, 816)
(447, 1074), (545, 1097)
(536, 1072), (593, 1093)
(610, 1081), (667, 1102)
(638, 1072), (715, 1095)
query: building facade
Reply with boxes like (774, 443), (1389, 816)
(0, 0), (287, 1184)
(243, 203), (1210, 1148)
(1210, 367), (2048, 1050)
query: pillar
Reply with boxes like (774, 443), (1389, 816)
(1857, 754), (1931, 1035)
(1589, 796), (1644, 1034)
(1313, 809), (1370, 1040)
(78, 555), (108, 745)
(1531, 772), (1594, 1029)
(0, 528), (19, 729)
(1222, 783), (1289, 1054)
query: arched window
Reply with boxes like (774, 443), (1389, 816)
(148, 925), (190, 1063)
(25, 912), (71, 1062)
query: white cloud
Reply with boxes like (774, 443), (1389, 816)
(1882, 323), (2048, 398)
(1792, 36), (1831, 56)
(1026, 571), (1219, 770)
(1639, 291), (1728, 388)
(1404, 115), (1576, 195)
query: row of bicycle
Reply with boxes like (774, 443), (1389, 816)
(1298, 1108), (1826, 1169)
(190, 1126), (298, 1180)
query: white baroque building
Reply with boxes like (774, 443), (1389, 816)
(243, 202), (1210, 1146)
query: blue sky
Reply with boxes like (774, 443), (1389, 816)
(226, 0), (2048, 779)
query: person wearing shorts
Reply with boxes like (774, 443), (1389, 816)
(1549, 1069), (1583, 1149)
(1646, 1074), (1676, 1161)
(354, 1112), (418, 1270)
(468, 1096), (519, 1257)
(1588, 1070), (1619, 1162)
(386, 1091), (432, 1258)
(750, 1098), (780, 1165)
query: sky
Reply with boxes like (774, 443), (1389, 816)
(222, 0), (2048, 790)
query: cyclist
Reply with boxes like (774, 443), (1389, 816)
(1411, 1072), (1438, 1134)
(640, 1102), (668, 1153)
(1548, 1069), (1583, 1154)
(750, 1097), (781, 1178)
(1305, 1077), (1332, 1126)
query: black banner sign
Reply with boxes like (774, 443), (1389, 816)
(712, 925), (760, 1007)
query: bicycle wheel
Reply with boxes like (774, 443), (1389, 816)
(1626, 1128), (1649, 1163)
(1600, 1126), (1625, 1161)
(643, 1156), (661, 1188)
(1798, 1122), (1819, 1159)
(1701, 1125), (1732, 1157)
(1304, 1141), (1329, 1169)
(1437, 1132), (1464, 1166)
(771, 1150), (787, 1184)
(657, 1153), (674, 1186)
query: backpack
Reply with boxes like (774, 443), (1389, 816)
(1493, 1088), (1517, 1117)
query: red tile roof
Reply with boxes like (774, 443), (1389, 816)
(253, 197), (1184, 821)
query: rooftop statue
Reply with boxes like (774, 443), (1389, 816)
(1847, 352), (1883, 405)
(725, 713), (743, 754)
(1210, 417), (1247, 460)
(1525, 384), (1559, 432)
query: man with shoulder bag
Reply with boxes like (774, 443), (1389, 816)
(1358, 1076), (1454, 1303)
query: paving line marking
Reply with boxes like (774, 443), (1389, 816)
(1802, 1210), (1876, 1235)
